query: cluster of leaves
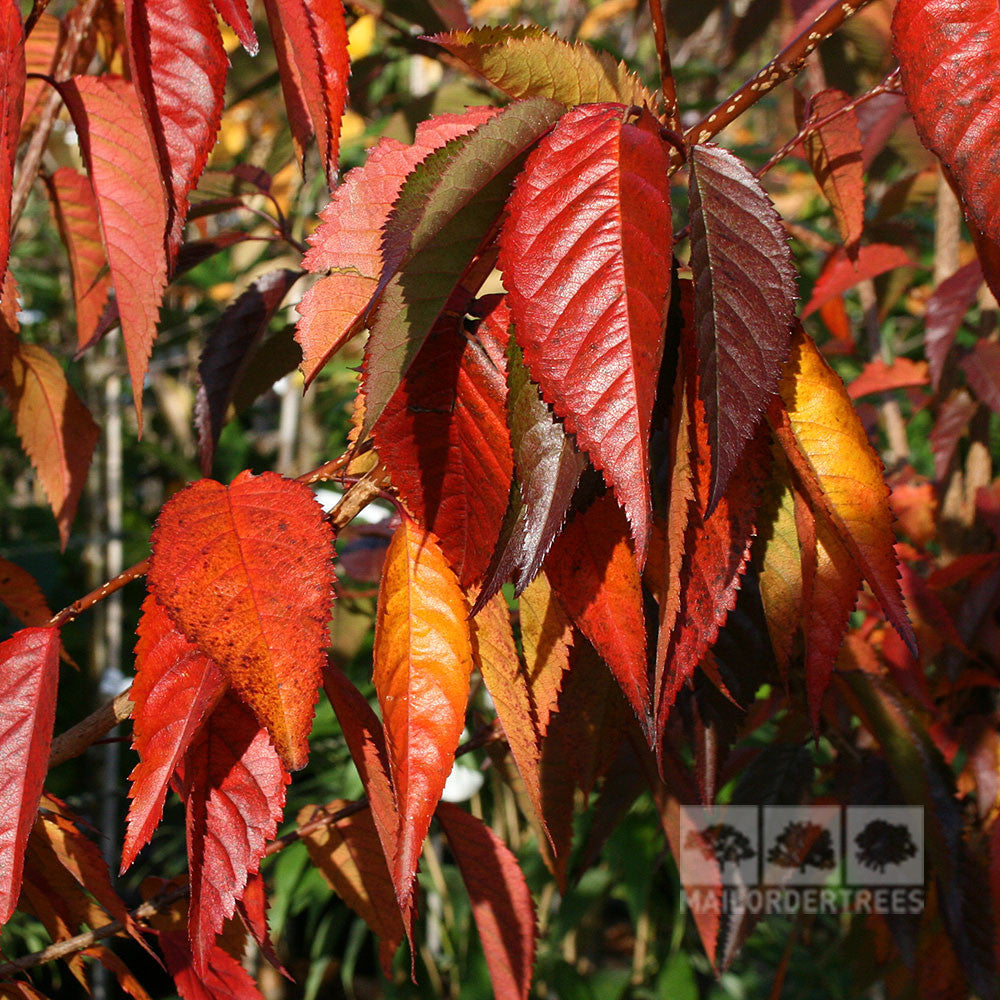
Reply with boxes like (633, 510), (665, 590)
(3, 0), (1000, 997)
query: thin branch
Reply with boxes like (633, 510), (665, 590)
(755, 68), (902, 178)
(647, 0), (678, 130)
(681, 0), (877, 155)
(48, 689), (133, 768)
(46, 559), (150, 630)
(23, 0), (52, 37)
(11, 0), (102, 228)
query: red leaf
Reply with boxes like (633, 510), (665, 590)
(234, 873), (286, 978)
(212, 0), (258, 54)
(962, 340), (1000, 414)
(373, 518), (473, 909)
(0, 556), (52, 627)
(45, 167), (113, 351)
(60, 76), (169, 433)
(374, 315), (513, 586)
(0, 0), (24, 293)
(438, 803), (536, 1000)
(261, 0), (348, 191)
(158, 927), (265, 1000)
(655, 334), (769, 724)
(195, 269), (303, 476)
(500, 103), (673, 566)
(893, 0), (1000, 244)
(20, 13), (61, 137)
(931, 389), (978, 481)
(545, 492), (651, 737)
(847, 357), (929, 399)
(178, 691), (289, 973)
(0, 342), (99, 549)
(801, 243), (915, 318)
(122, 595), (228, 873)
(322, 665), (397, 862)
(800, 89), (864, 260)
(124, 0), (227, 261)
(688, 143), (796, 512)
(925, 260), (982, 389)
(299, 801), (405, 974)
(296, 108), (498, 383)
(148, 471), (335, 771)
(0, 627), (59, 924)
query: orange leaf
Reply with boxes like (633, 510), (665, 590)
(1, 342), (99, 549)
(299, 800), (405, 974)
(545, 493), (651, 738)
(438, 802), (537, 1000)
(122, 595), (228, 873)
(773, 326), (915, 655)
(373, 517), (473, 909)
(0, 627), (59, 924)
(847, 357), (929, 399)
(45, 168), (112, 351)
(470, 586), (569, 851)
(148, 471), (335, 771)
(60, 75), (169, 433)
(0, 556), (53, 627)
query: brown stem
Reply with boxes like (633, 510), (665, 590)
(647, 0), (678, 131)
(23, 0), (52, 37)
(755, 68), (902, 178)
(48, 689), (133, 768)
(46, 559), (150, 630)
(682, 0), (877, 153)
(11, 0), (102, 228)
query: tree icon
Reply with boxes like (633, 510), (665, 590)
(767, 821), (837, 874)
(686, 823), (756, 872)
(854, 819), (918, 873)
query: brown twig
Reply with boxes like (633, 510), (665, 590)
(681, 0), (877, 154)
(46, 560), (150, 630)
(755, 68), (902, 178)
(647, 0), (678, 131)
(48, 689), (134, 768)
(11, 0), (102, 229)
(23, 0), (52, 37)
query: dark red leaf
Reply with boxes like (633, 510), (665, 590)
(122, 595), (228, 873)
(60, 76), (169, 433)
(688, 142), (796, 511)
(0, 556), (52, 627)
(212, 0), (258, 54)
(234, 873), (287, 978)
(962, 340), (1000, 415)
(500, 103), (672, 565)
(261, 0), (348, 190)
(374, 314), (513, 587)
(925, 261), (983, 389)
(801, 243), (915, 319)
(45, 167), (112, 351)
(545, 492), (651, 737)
(0, 627), (60, 925)
(148, 471), (336, 771)
(438, 803), (536, 1000)
(931, 389), (978, 481)
(296, 108), (498, 384)
(0, 0), (24, 294)
(893, 0), (1000, 245)
(178, 691), (289, 973)
(124, 0), (227, 261)
(195, 270), (303, 476)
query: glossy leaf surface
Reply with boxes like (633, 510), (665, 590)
(0, 0), (24, 293)
(501, 103), (672, 565)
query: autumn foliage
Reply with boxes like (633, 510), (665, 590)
(3, 0), (1000, 997)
